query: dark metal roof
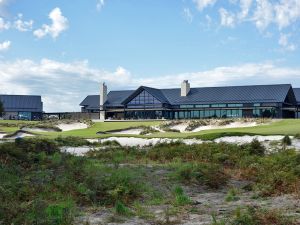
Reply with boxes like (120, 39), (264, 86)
(160, 84), (293, 105)
(0, 95), (43, 112)
(80, 90), (134, 110)
(293, 88), (300, 103)
(81, 84), (294, 109)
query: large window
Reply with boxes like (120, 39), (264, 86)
(180, 105), (194, 109)
(228, 103), (243, 107)
(211, 104), (226, 107)
(127, 90), (162, 108)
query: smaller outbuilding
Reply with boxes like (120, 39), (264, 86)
(0, 95), (43, 120)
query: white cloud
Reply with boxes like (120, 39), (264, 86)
(0, 17), (9, 30)
(219, 8), (235, 27)
(96, 0), (105, 11)
(252, 0), (274, 31)
(193, 0), (217, 11)
(1, 58), (300, 111)
(274, 0), (300, 30)
(33, 7), (68, 39)
(182, 8), (193, 23)
(238, 0), (252, 20)
(278, 33), (297, 51)
(14, 14), (33, 32)
(0, 40), (10, 51)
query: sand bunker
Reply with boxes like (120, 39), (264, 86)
(151, 126), (166, 133)
(97, 137), (204, 147)
(192, 122), (257, 132)
(215, 135), (285, 144)
(22, 127), (58, 133)
(167, 121), (260, 133)
(57, 123), (88, 131)
(0, 133), (7, 139)
(5, 131), (35, 139)
(170, 123), (189, 133)
(109, 128), (144, 135)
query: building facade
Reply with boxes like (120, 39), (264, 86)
(80, 81), (299, 120)
(0, 95), (43, 120)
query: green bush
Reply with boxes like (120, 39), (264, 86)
(173, 162), (228, 189)
(248, 139), (265, 156)
(282, 135), (292, 148)
(55, 136), (91, 147)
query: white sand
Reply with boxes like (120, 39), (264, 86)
(57, 123), (88, 131)
(167, 121), (259, 133)
(191, 122), (258, 132)
(0, 133), (6, 139)
(292, 139), (300, 150)
(61, 146), (92, 156)
(86, 139), (99, 143)
(170, 123), (189, 133)
(110, 128), (143, 135)
(97, 137), (204, 147)
(151, 126), (166, 133)
(7, 131), (35, 139)
(22, 127), (57, 132)
(215, 135), (285, 144)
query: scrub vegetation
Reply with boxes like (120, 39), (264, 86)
(1, 137), (300, 224)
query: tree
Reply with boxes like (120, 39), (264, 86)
(0, 100), (3, 117)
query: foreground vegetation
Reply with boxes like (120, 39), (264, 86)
(1, 137), (300, 224)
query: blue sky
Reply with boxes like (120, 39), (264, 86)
(0, 0), (300, 111)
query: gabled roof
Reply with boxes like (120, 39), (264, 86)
(0, 95), (43, 112)
(293, 88), (300, 103)
(160, 84), (293, 105)
(121, 86), (170, 105)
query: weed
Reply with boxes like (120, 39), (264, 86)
(114, 201), (132, 216)
(225, 188), (240, 202)
(172, 186), (191, 206)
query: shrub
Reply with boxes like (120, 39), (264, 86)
(173, 163), (228, 189)
(282, 135), (292, 150)
(15, 138), (59, 155)
(294, 133), (300, 139)
(185, 120), (209, 131)
(248, 139), (265, 156)
(55, 136), (91, 147)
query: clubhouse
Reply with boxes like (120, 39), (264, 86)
(80, 81), (300, 120)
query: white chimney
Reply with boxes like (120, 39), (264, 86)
(100, 82), (107, 120)
(181, 80), (190, 96)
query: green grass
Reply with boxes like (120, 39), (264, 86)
(2, 119), (300, 139)
(44, 119), (300, 139)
